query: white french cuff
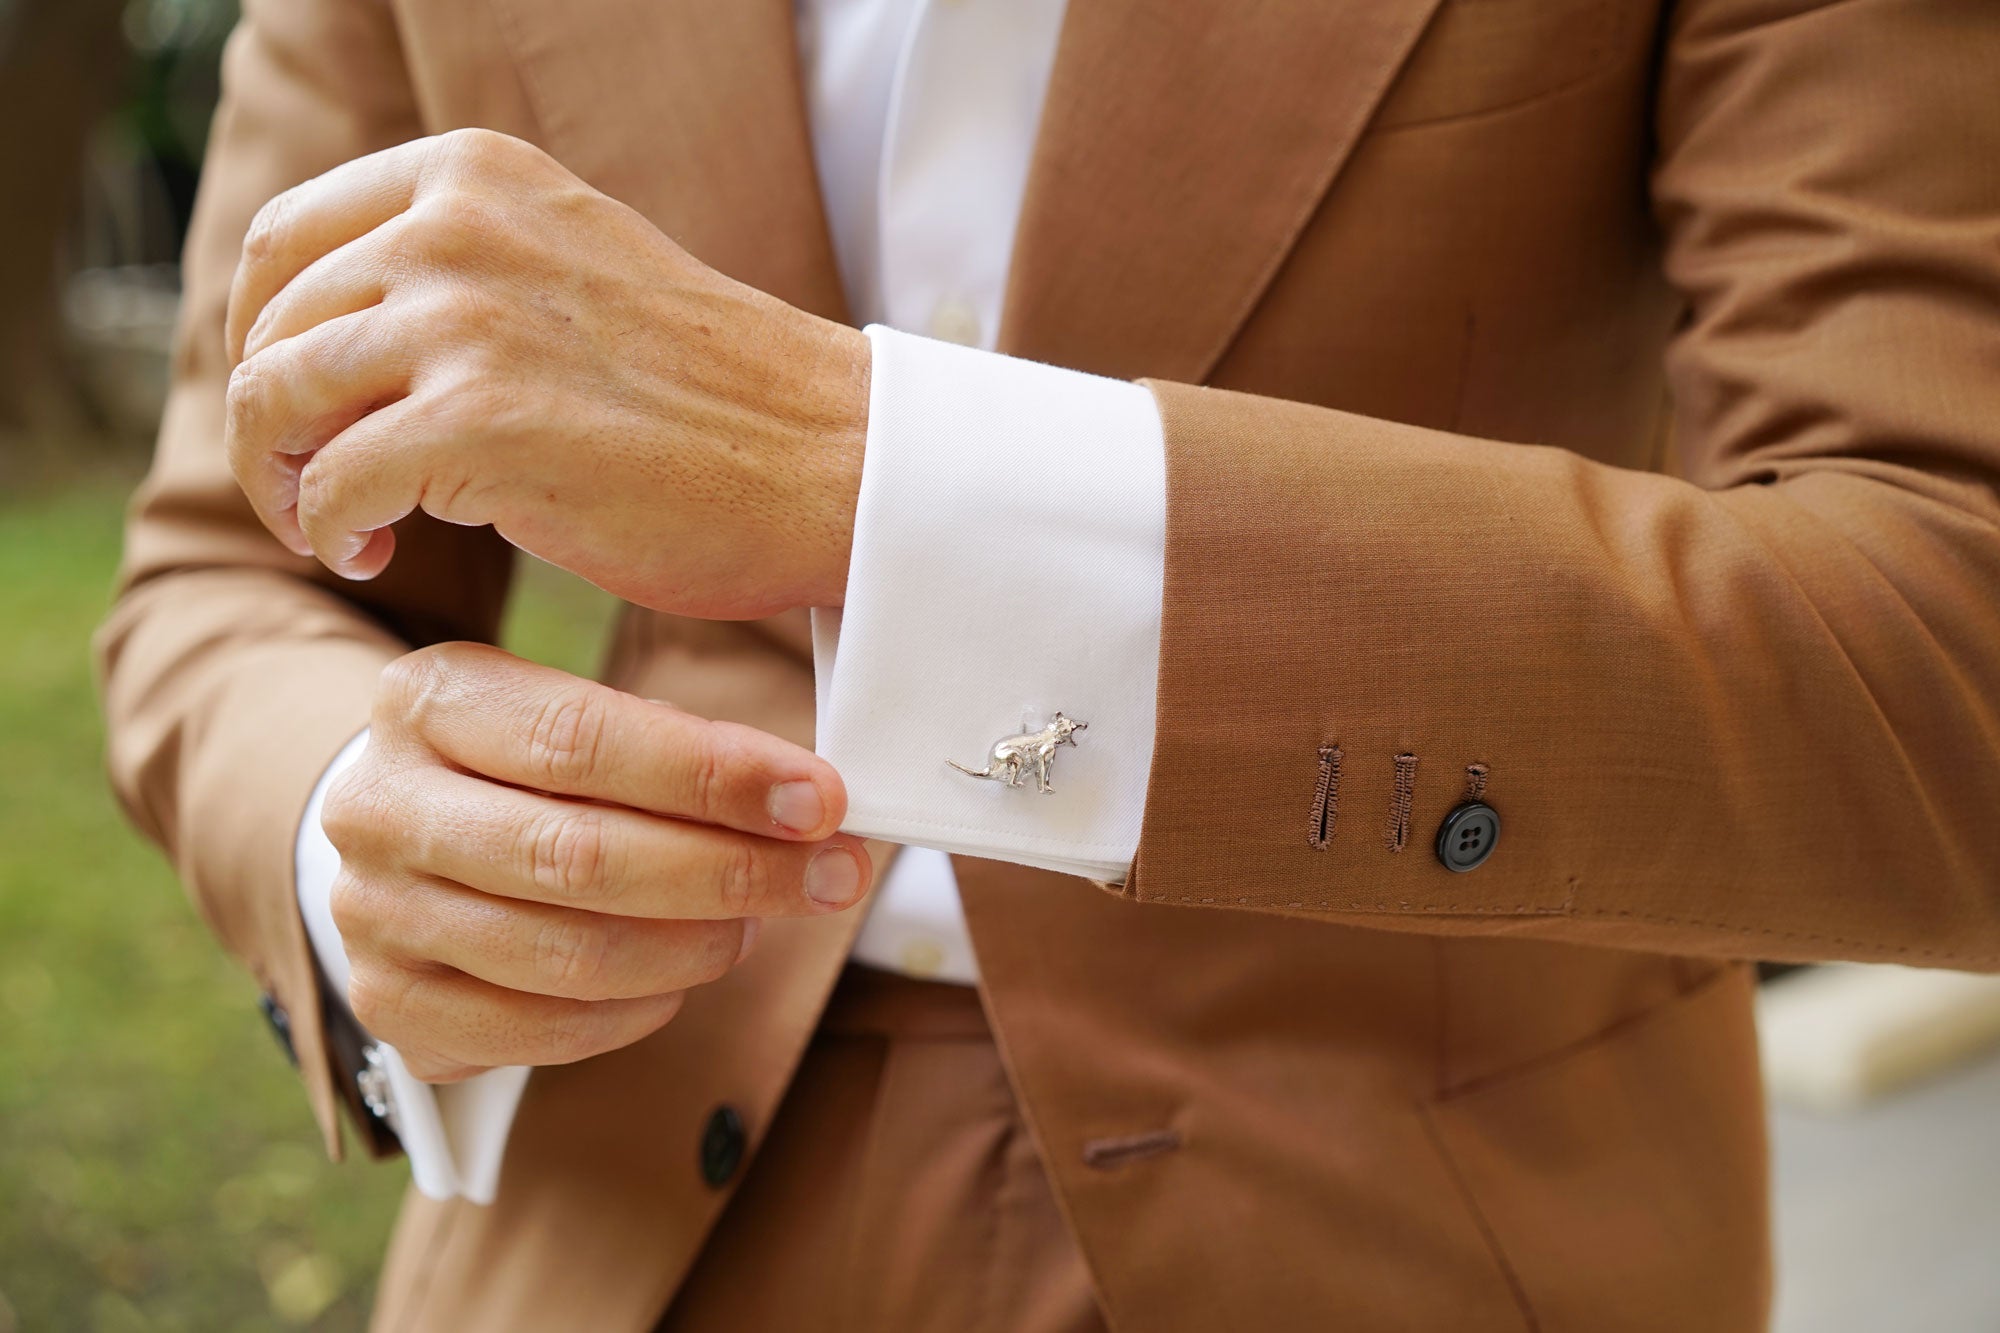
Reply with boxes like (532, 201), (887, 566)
(813, 325), (1166, 883)
(295, 730), (527, 1205)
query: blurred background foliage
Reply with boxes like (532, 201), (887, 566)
(0, 475), (609, 1331)
(0, 0), (231, 479)
(0, 4), (616, 1325)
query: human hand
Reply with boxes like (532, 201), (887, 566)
(323, 641), (872, 1082)
(224, 128), (869, 619)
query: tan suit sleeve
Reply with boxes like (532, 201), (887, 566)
(1125, 0), (2000, 970)
(94, 0), (514, 1155)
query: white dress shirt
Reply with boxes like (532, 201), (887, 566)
(295, 0), (1166, 1201)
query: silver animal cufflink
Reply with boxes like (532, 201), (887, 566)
(948, 712), (1088, 795)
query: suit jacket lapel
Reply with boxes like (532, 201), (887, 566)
(1000, 0), (1446, 383)
(486, 0), (850, 321)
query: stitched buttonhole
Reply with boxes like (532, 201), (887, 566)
(1462, 763), (1490, 804)
(1082, 1129), (1183, 1170)
(1384, 753), (1419, 853)
(1308, 744), (1342, 849)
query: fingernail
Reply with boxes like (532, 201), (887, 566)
(804, 846), (862, 909)
(734, 917), (761, 965)
(334, 535), (370, 579)
(767, 780), (826, 834)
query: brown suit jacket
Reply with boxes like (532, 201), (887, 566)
(97, 0), (2000, 1328)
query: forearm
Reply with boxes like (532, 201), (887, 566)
(816, 0), (2000, 968)
(1121, 382), (2000, 968)
(821, 343), (1997, 967)
(1114, 0), (2000, 965)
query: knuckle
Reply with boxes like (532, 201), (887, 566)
(415, 189), (498, 253)
(318, 769), (373, 850)
(242, 303), (280, 359)
(689, 923), (740, 986)
(345, 961), (417, 1037)
(438, 125), (509, 164)
(326, 871), (375, 941)
(224, 357), (272, 443)
(688, 730), (730, 824)
(525, 809), (608, 902)
(532, 915), (612, 997)
(378, 649), (454, 735)
(539, 1002), (611, 1065)
(241, 194), (291, 265)
(715, 839), (766, 919)
(443, 190), (499, 239)
(525, 688), (607, 787)
(294, 451), (350, 527)
(441, 127), (548, 181)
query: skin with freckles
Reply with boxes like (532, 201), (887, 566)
(224, 130), (879, 1080)
(324, 643), (873, 1083)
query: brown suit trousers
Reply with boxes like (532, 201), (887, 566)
(653, 966), (1103, 1333)
(97, 0), (2000, 1328)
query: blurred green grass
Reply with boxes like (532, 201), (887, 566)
(0, 466), (614, 1331)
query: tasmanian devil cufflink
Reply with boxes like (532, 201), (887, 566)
(948, 713), (1088, 794)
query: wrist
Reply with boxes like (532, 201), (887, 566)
(799, 318), (870, 608)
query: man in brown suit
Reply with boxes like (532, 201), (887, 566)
(97, 0), (2000, 1328)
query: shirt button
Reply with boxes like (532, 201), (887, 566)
(929, 296), (983, 347)
(257, 994), (297, 1066)
(1435, 802), (1500, 873)
(698, 1104), (747, 1188)
(898, 938), (947, 978)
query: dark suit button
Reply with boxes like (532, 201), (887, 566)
(698, 1105), (747, 1188)
(258, 994), (298, 1066)
(1435, 802), (1500, 872)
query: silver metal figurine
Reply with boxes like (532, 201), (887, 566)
(948, 712), (1088, 794)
